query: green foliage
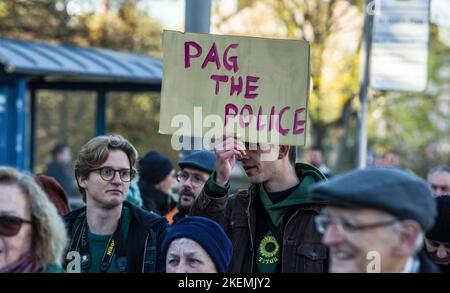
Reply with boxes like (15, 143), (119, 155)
(106, 92), (179, 162)
(214, 0), (362, 171)
(0, 0), (88, 43)
(2, 0), (448, 177)
(368, 26), (450, 177)
(35, 91), (96, 173)
(214, 0), (449, 176)
(1, 0), (173, 171)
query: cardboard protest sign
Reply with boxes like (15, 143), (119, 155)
(159, 30), (310, 146)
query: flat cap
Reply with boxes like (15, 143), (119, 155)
(179, 151), (215, 174)
(309, 168), (437, 232)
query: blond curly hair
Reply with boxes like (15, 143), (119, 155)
(0, 167), (68, 268)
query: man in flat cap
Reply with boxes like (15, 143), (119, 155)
(310, 168), (439, 273)
(166, 151), (215, 224)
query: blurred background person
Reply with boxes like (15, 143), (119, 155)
(0, 167), (67, 273)
(162, 216), (232, 273)
(307, 146), (332, 178)
(381, 149), (400, 168)
(166, 151), (215, 224)
(125, 180), (144, 208)
(311, 168), (439, 273)
(427, 166), (450, 197)
(425, 195), (450, 273)
(138, 151), (176, 215)
(44, 142), (81, 210)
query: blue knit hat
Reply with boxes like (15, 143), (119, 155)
(139, 151), (174, 184)
(161, 216), (232, 273)
(178, 151), (215, 174)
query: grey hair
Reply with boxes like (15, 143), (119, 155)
(427, 166), (450, 181)
(0, 167), (68, 268)
(392, 222), (424, 253)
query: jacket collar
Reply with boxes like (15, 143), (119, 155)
(64, 200), (166, 231)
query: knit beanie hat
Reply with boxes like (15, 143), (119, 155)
(161, 216), (233, 273)
(138, 151), (174, 184)
(427, 195), (450, 243)
(35, 174), (70, 215)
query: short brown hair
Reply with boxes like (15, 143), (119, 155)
(74, 134), (138, 201)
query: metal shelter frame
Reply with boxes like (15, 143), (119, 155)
(0, 38), (162, 171)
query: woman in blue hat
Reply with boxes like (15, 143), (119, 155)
(162, 216), (232, 273)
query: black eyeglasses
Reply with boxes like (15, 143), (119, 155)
(0, 215), (32, 237)
(176, 171), (206, 187)
(89, 166), (135, 182)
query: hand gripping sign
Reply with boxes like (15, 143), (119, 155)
(159, 30), (311, 148)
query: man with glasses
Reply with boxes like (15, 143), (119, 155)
(310, 168), (440, 273)
(166, 151), (215, 224)
(63, 135), (168, 273)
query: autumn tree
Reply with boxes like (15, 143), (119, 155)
(0, 0), (173, 171)
(214, 0), (363, 171)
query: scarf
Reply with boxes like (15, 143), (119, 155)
(0, 252), (42, 273)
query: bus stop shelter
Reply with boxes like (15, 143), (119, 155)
(0, 38), (162, 171)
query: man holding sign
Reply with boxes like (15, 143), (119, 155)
(190, 136), (328, 273)
(158, 31), (328, 273)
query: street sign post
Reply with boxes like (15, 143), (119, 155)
(370, 0), (430, 92)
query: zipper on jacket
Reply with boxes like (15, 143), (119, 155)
(247, 188), (255, 272)
(141, 233), (150, 273)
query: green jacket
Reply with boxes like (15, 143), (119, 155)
(190, 163), (329, 273)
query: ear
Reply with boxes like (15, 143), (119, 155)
(393, 220), (422, 257)
(278, 145), (290, 160)
(77, 174), (88, 190)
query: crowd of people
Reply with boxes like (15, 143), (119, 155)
(0, 133), (449, 273)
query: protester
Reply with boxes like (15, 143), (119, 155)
(138, 151), (176, 215)
(162, 216), (232, 273)
(35, 174), (70, 215)
(64, 134), (168, 273)
(166, 151), (215, 224)
(307, 145), (332, 178)
(44, 142), (81, 209)
(0, 167), (67, 273)
(191, 134), (328, 273)
(310, 168), (439, 273)
(427, 166), (450, 197)
(425, 195), (450, 273)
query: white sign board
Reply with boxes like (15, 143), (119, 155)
(431, 0), (450, 46)
(370, 0), (430, 92)
(431, 0), (450, 29)
(159, 31), (311, 146)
